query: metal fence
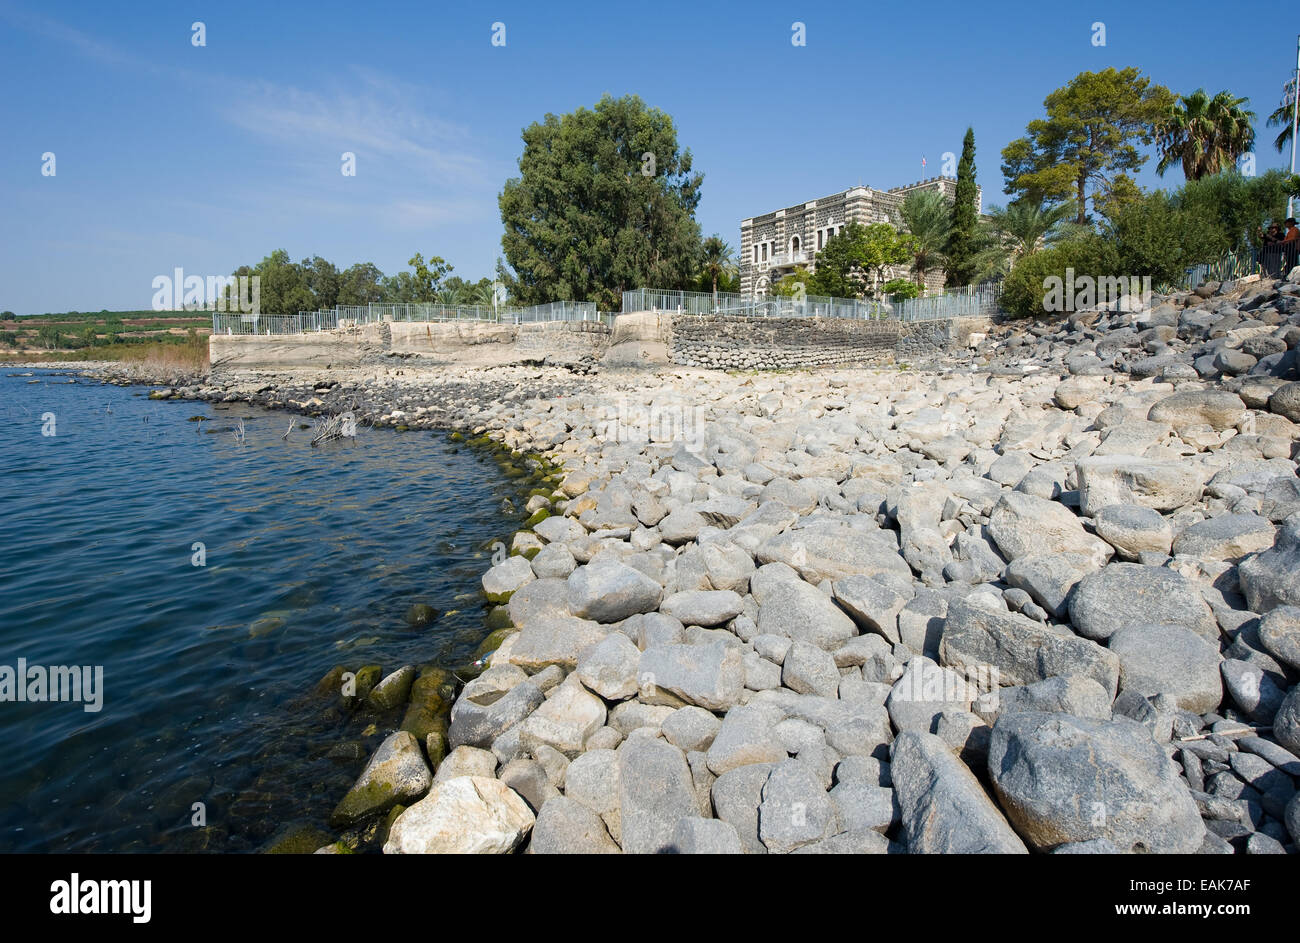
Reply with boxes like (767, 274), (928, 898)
(1168, 243), (1300, 291)
(623, 283), (1000, 322)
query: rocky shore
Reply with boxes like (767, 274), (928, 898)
(55, 271), (1300, 854)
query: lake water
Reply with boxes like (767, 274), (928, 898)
(0, 369), (532, 852)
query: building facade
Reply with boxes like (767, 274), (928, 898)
(739, 176), (981, 296)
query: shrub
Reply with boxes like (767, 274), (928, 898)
(1001, 235), (1119, 318)
(882, 278), (919, 299)
(1109, 191), (1228, 285)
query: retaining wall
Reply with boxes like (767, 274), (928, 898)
(660, 313), (991, 370)
(210, 318), (611, 369)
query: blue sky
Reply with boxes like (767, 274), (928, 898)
(1, 0), (1295, 315)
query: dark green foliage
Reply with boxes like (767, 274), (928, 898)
(947, 127), (979, 286)
(499, 94), (704, 310)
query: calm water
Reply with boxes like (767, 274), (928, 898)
(0, 369), (532, 852)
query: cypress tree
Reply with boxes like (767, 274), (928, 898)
(947, 127), (979, 287)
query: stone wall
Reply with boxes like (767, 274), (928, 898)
(513, 320), (611, 359)
(662, 314), (991, 370)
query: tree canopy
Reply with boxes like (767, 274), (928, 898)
(499, 94), (704, 310)
(1001, 68), (1173, 223)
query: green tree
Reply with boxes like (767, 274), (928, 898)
(1172, 169), (1300, 252)
(408, 253), (453, 302)
(808, 221), (915, 299)
(499, 94), (704, 309)
(898, 189), (950, 289)
(698, 235), (737, 308)
(1156, 89), (1255, 181)
(881, 278), (919, 299)
(1002, 68), (1173, 223)
(972, 198), (1082, 279)
(37, 325), (62, 349)
(1266, 93), (1297, 154)
(337, 262), (385, 306)
(303, 256), (341, 310)
(232, 250), (315, 315)
(1106, 190), (1228, 285)
(771, 266), (813, 297)
(946, 127), (979, 286)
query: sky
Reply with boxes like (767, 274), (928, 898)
(1, 0), (1297, 315)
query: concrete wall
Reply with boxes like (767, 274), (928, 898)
(209, 318), (611, 370)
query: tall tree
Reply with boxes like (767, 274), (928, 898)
(946, 127), (979, 286)
(898, 189), (950, 290)
(1156, 89), (1255, 180)
(1266, 94), (1297, 153)
(698, 235), (737, 308)
(407, 253), (453, 303)
(1001, 68), (1173, 224)
(337, 262), (385, 306)
(499, 94), (704, 310)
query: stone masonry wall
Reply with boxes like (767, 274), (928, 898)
(665, 314), (988, 370)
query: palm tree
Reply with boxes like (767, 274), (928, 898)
(1267, 87), (1297, 153)
(1157, 89), (1256, 180)
(699, 236), (737, 308)
(970, 198), (1079, 279)
(897, 189), (950, 290)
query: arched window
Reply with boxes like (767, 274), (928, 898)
(791, 236), (800, 254)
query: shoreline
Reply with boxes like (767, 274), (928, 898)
(17, 275), (1300, 854)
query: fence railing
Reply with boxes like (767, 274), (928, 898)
(1169, 242), (1300, 291)
(623, 283), (1000, 322)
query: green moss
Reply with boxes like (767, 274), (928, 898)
(449, 431), (465, 442)
(329, 779), (398, 829)
(523, 508), (551, 528)
(484, 608), (514, 631)
(262, 823), (334, 854)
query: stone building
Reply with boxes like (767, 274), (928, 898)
(739, 176), (981, 296)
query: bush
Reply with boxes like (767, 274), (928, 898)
(1109, 191), (1228, 286)
(1001, 235), (1119, 319)
(1172, 169), (1300, 252)
(882, 278), (919, 299)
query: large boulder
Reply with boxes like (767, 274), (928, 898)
(754, 524), (911, 584)
(988, 712), (1205, 853)
(638, 642), (745, 711)
(1172, 514), (1275, 562)
(329, 730), (431, 828)
(567, 555), (663, 623)
(986, 492), (1111, 566)
(1239, 513), (1300, 613)
(939, 598), (1120, 697)
(1076, 455), (1206, 517)
(1258, 605), (1300, 670)
(1093, 505), (1173, 559)
(1068, 563), (1219, 643)
(754, 570), (858, 650)
(758, 759), (839, 853)
(1108, 623), (1223, 713)
(617, 738), (701, 854)
(384, 776), (534, 854)
(1147, 390), (1247, 432)
(1266, 381), (1300, 422)
(890, 732), (1027, 853)
(528, 796), (620, 854)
